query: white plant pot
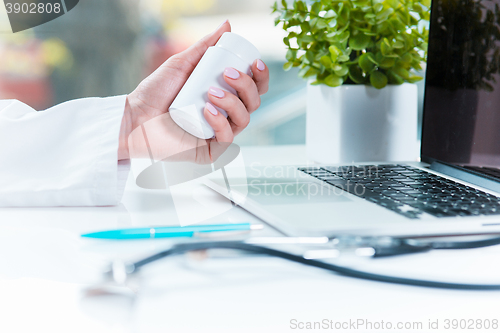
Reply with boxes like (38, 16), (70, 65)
(306, 83), (419, 164)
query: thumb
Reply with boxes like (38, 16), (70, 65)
(178, 20), (231, 71)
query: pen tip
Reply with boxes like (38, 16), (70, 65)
(250, 224), (264, 230)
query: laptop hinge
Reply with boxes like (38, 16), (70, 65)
(429, 161), (500, 194)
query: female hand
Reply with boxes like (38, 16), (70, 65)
(118, 20), (269, 163)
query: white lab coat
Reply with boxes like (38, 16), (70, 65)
(0, 96), (128, 207)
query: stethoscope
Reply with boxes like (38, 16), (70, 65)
(91, 233), (500, 293)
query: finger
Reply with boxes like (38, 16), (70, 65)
(251, 59), (270, 95)
(175, 20), (231, 72)
(207, 87), (250, 133)
(208, 141), (232, 164)
(223, 67), (261, 113)
(157, 21), (231, 108)
(203, 102), (234, 143)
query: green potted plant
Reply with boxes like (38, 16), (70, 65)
(273, 0), (429, 163)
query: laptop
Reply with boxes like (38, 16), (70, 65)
(205, 0), (500, 238)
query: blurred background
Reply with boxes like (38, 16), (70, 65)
(0, 0), (308, 146)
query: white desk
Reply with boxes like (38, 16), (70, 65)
(2, 145), (500, 333)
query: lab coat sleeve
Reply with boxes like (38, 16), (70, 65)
(0, 96), (127, 207)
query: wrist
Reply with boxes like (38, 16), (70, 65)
(118, 96), (134, 160)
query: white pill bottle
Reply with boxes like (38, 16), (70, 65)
(169, 32), (261, 140)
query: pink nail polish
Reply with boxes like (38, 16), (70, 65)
(256, 59), (265, 71)
(224, 67), (240, 79)
(216, 19), (228, 31)
(206, 102), (218, 116)
(209, 87), (225, 98)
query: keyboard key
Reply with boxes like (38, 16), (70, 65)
(325, 179), (351, 188)
(317, 175), (343, 181)
(359, 189), (381, 198)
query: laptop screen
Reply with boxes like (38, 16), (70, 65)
(421, 0), (500, 168)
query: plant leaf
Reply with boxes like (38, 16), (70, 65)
(421, 0), (431, 7)
(311, 2), (321, 16)
(324, 9), (337, 18)
(392, 66), (410, 79)
(393, 41), (404, 49)
(305, 50), (315, 64)
(381, 39), (392, 55)
(329, 45), (341, 62)
(366, 52), (379, 65)
(348, 65), (365, 84)
(316, 18), (328, 29)
(320, 55), (333, 68)
(407, 75), (423, 83)
(338, 30), (350, 42)
(338, 55), (350, 62)
(378, 57), (396, 68)
(387, 70), (404, 85)
(350, 32), (371, 50)
(334, 64), (349, 76)
(370, 71), (388, 89)
(286, 49), (297, 61)
(325, 74), (344, 87)
(376, 8), (394, 21)
(358, 53), (375, 73)
(283, 62), (293, 71)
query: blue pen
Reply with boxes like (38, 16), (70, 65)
(81, 223), (262, 240)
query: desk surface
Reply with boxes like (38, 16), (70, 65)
(2, 144), (500, 333)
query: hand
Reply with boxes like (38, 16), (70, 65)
(118, 20), (269, 162)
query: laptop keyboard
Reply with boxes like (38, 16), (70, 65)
(299, 164), (500, 219)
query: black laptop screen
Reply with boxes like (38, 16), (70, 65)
(421, 0), (500, 167)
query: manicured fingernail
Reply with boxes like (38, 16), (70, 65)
(205, 102), (218, 116)
(224, 67), (240, 79)
(209, 86), (225, 98)
(256, 59), (265, 71)
(216, 19), (228, 31)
